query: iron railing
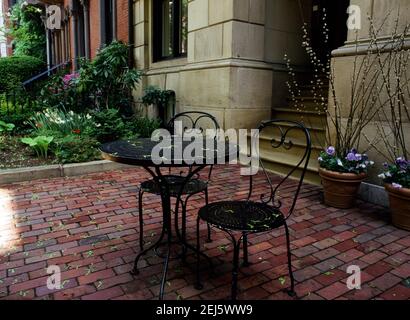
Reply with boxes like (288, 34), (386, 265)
(0, 61), (71, 116)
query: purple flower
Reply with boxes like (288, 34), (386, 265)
(355, 154), (363, 161)
(350, 148), (358, 154)
(392, 183), (403, 189)
(326, 146), (336, 156)
(346, 153), (357, 161)
(396, 157), (409, 170)
(383, 162), (389, 169)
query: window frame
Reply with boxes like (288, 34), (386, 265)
(152, 0), (187, 62)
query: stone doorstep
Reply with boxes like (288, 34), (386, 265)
(0, 160), (132, 185)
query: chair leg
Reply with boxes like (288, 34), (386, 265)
(284, 223), (296, 297)
(195, 216), (203, 290)
(181, 198), (188, 262)
(138, 189), (144, 251)
(242, 233), (250, 267)
(204, 188), (212, 243)
(231, 238), (241, 300)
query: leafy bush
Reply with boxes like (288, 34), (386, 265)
(0, 111), (36, 135)
(77, 41), (142, 112)
(141, 86), (174, 107)
(318, 146), (374, 174)
(379, 158), (410, 189)
(0, 56), (45, 93)
(125, 116), (161, 138)
(0, 120), (15, 134)
(85, 109), (127, 143)
(53, 135), (101, 164)
(7, 1), (46, 61)
(36, 71), (86, 112)
(21, 136), (54, 158)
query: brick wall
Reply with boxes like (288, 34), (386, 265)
(116, 0), (129, 44)
(89, 0), (100, 58)
(59, 0), (130, 64)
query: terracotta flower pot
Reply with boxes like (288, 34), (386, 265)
(319, 168), (367, 209)
(385, 184), (410, 231)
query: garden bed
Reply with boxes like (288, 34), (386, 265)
(0, 135), (58, 169)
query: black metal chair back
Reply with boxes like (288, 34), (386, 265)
(167, 111), (221, 140)
(166, 111), (221, 179)
(247, 120), (312, 219)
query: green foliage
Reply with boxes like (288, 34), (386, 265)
(7, 2), (46, 61)
(0, 56), (45, 93)
(53, 135), (101, 164)
(77, 41), (142, 112)
(379, 158), (410, 189)
(36, 70), (86, 112)
(29, 108), (94, 136)
(21, 136), (54, 159)
(141, 86), (174, 107)
(85, 109), (127, 143)
(0, 111), (36, 135)
(125, 116), (161, 138)
(0, 120), (15, 134)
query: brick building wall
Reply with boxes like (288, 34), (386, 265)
(89, 0), (101, 58)
(116, 0), (129, 44)
(49, 0), (130, 66)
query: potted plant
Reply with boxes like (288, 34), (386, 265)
(378, 159), (410, 230)
(141, 86), (175, 126)
(364, 19), (410, 230)
(319, 147), (374, 208)
(285, 13), (386, 209)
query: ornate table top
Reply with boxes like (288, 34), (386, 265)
(100, 137), (239, 168)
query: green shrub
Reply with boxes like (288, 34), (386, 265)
(7, 1), (46, 61)
(77, 41), (142, 112)
(0, 111), (36, 135)
(0, 56), (45, 93)
(141, 86), (174, 107)
(125, 116), (161, 138)
(85, 109), (127, 143)
(0, 120), (15, 134)
(53, 135), (101, 164)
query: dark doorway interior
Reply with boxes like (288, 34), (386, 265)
(311, 0), (350, 62)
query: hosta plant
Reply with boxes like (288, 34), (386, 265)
(21, 136), (54, 159)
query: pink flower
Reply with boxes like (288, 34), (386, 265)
(392, 183), (403, 189)
(62, 73), (79, 88)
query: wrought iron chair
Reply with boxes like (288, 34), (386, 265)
(138, 112), (220, 255)
(194, 120), (312, 300)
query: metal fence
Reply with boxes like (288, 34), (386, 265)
(0, 61), (71, 116)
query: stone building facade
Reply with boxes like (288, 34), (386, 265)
(133, 0), (315, 129)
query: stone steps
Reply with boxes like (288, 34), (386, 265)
(256, 77), (328, 185)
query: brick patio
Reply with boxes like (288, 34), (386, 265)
(0, 165), (409, 300)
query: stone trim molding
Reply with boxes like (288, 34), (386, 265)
(0, 161), (131, 185)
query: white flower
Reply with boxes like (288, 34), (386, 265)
(337, 159), (344, 167)
(378, 173), (386, 179)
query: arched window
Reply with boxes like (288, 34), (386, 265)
(153, 0), (188, 62)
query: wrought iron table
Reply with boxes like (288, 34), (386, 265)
(100, 137), (238, 300)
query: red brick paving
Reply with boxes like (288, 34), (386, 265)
(0, 165), (409, 300)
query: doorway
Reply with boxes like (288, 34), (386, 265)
(311, 0), (350, 63)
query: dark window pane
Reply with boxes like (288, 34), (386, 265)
(161, 0), (173, 57)
(153, 0), (188, 61)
